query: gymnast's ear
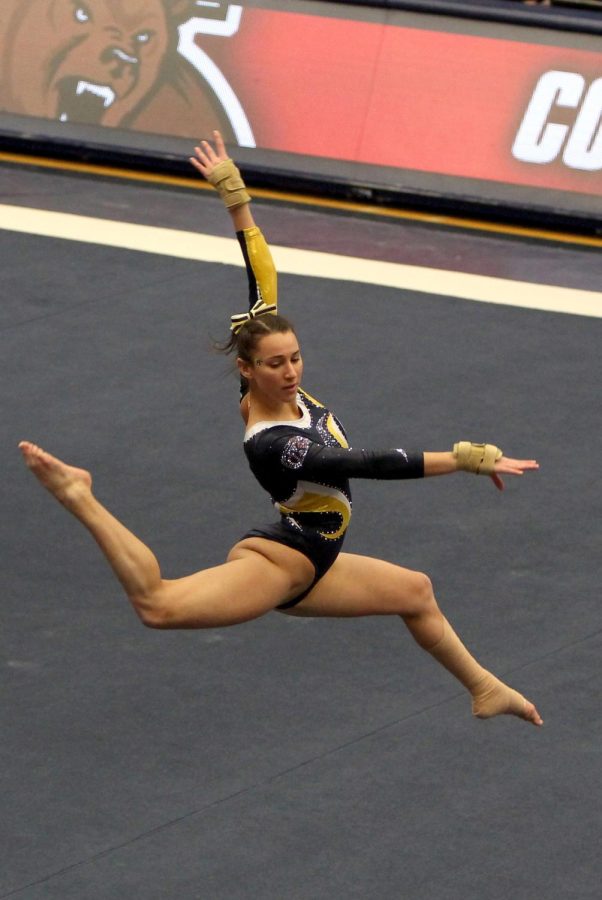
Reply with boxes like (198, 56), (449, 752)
(236, 357), (255, 381)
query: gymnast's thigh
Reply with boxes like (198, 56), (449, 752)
(280, 552), (432, 619)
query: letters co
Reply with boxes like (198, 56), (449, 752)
(513, 70), (602, 172)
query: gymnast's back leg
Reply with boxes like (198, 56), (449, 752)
(285, 552), (543, 726)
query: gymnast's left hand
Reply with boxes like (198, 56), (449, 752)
(490, 456), (539, 491)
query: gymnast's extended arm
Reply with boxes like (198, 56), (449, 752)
(266, 434), (538, 490)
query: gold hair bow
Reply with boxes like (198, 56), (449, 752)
(230, 298), (277, 334)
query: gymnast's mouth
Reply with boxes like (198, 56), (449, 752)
(56, 77), (116, 124)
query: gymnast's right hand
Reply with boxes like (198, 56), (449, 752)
(189, 131), (251, 209)
(190, 130), (228, 181)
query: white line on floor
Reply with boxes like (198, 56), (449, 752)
(1, 204), (600, 317)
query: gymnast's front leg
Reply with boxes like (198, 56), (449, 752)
(18, 442), (312, 628)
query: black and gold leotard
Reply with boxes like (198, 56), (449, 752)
(236, 226), (424, 606)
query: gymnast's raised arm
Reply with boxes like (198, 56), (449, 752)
(190, 131), (279, 419)
(190, 131), (277, 315)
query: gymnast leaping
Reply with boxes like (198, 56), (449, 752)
(19, 131), (543, 727)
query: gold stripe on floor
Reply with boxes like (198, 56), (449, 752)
(1, 151), (601, 250)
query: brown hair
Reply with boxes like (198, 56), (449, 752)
(217, 312), (296, 362)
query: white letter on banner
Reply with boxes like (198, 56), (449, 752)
(512, 70), (585, 164)
(563, 77), (602, 171)
(178, 5), (255, 147)
(190, 2), (243, 37)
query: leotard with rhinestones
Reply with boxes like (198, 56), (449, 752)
(235, 227), (424, 607)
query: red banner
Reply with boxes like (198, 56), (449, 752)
(199, 9), (602, 196)
(1, 2), (600, 199)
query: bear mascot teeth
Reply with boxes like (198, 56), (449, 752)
(0, 0), (245, 141)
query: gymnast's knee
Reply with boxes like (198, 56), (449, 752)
(129, 584), (174, 629)
(133, 601), (167, 629)
(399, 570), (436, 617)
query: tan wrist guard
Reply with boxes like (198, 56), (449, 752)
(206, 158), (251, 208)
(453, 441), (502, 475)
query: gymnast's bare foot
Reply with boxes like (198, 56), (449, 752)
(19, 441), (92, 510)
(472, 673), (544, 726)
(523, 700), (544, 727)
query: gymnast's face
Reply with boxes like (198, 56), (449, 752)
(239, 330), (303, 404)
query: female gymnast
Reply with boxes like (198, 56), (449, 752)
(19, 131), (542, 727)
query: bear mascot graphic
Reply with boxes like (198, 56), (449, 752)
(0, 0), (254, 145)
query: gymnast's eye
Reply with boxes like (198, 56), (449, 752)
(135, 31), (154, 45)
(73, 4), (91, 24)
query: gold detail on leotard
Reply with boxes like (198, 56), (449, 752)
(277, 481), (351, 541)
(243, 226), (278, 308)
(297, 387), (324, 409)
(325, 413), (348, 449)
